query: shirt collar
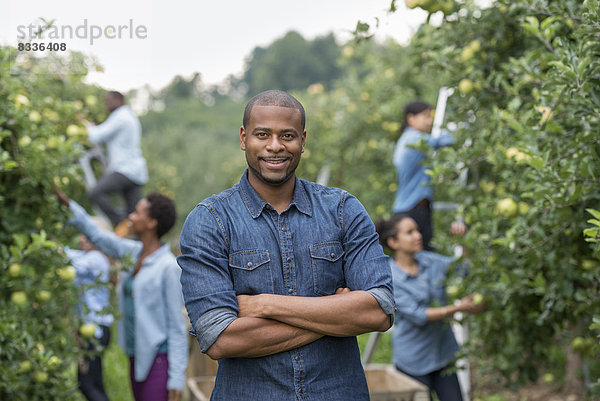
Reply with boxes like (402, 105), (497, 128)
(389, 255), (429, 281)
(239, 169), (312, 218)
(141, 242), (169, 264)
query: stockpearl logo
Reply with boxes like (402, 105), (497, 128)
(17, 19), (148, 45)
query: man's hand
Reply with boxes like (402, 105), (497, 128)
(238, 288), (351, 318)
(53, 186), (70, 208)
(168, 389), (181, 401)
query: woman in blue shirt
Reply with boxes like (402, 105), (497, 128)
(375, 214), (484, 401)
(392, 101), (455, 250)
(55, 189), (188, 401)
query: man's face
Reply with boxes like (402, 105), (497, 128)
(104, 93), (121, 112)
(240, 105), (306, 187)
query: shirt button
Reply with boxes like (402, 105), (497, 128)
(281, 227), (287, 231)
(247, 262), (253, 267)
(286, 257), (291, 262)
(330, 253), (336, 258)
(288, 288), (293, 294)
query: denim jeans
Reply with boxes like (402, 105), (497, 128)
(87, 171), (141, 225)
(396, 365), (463, 401)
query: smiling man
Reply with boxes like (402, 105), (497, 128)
(177, 90), (394, 400)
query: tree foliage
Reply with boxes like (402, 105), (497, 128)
(300, 0), (600, 392)
(243, 31), (342, 95)
(0, 48), (109, 399)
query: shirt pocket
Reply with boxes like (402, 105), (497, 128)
(310, 242), (345, 296)
(229, 249), (274, 295)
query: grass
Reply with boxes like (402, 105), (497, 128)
(357, 331), (393, 364)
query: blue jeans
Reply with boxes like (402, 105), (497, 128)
(396, 365), (463, 401)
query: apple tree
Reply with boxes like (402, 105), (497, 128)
(0, 47), (109, 399)
(395, 0), (600, 393)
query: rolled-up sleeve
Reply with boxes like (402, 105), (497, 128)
(340, 193), (395, 323)
(177, 204), (239, 353)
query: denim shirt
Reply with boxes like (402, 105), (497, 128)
(87, 105), (148, 185)
(178, 171), (394, 401)
(390, 252), (459, 376)
(68, 201), (188, 391)
(392, 127), (454, 212)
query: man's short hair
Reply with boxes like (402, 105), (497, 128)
(243, 90), (305, 130)
(146, 193), (176, 238)
(106, 91), (125, 103)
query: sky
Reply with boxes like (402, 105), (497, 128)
(1, 0), (430, 92)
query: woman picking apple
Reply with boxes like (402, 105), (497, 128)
(54, 188), (188, 401)
(375, 214), (485, 401)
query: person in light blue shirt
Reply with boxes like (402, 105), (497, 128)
(375, 213), (485, 401)
(178, 90), (394, 400)
(64, 219), (114, 401)
(86, 91), (148, 227)
(55, 189), (188, 401)
(392, 101), (455, 250)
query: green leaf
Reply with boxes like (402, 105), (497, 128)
(526, 156), (544, 170)
(577, 56), (591, 77)
(587, 219), (600, 227)
(586, 208), (600, 220)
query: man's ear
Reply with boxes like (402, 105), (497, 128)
(240, 126), (246, 151)
(301, 130), (306, 153)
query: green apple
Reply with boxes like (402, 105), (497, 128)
(18, 360), (32, 373)
(48, 355), (61, 370)
(36, 290), (52, 302)
(85, 95), (98, 107)
(458, 78), (475, 94)
(79, 323), (96, 338)
(11, 291), (27, 306)
(57, 265), (76, 281)
(447, 285), (460, 298)
(472, 293), (484, 305)
(505, 147), (519, 159)
(18, 135), (32, 147)
(34, 371), (48, 383)
(571, 336), (586, 352)
(459, 47), (475, 62)
(66, 124), (81, 137)
(518, 202), (530, 215)
(581, 259), (598, 270)
(543, 373), (554, 383)
(514, 151), (530, 162)
(9, 263), (21, 277)
(28, 110), (42, 122)
(468, 40), (481, 52)
(14, 94), (30, 107)
(496, 198), (518, 218)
